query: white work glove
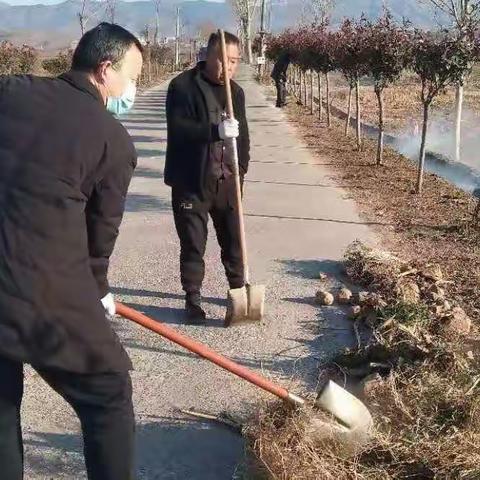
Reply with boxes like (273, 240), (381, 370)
(101, 293), (116, 316)
(218, 118), (239, 140)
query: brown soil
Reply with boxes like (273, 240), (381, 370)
(283, 98), (480, 320)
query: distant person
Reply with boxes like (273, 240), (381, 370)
(271, 51), (290, 108)
(197, 46), (208, 63)
(165, 31), (250, 323)
(0, 23), (143, 480)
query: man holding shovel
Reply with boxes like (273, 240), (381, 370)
(165, 31), (250, 323)
(0, 23), (142, 479)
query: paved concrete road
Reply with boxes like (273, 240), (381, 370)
(22, 66), (374, 479)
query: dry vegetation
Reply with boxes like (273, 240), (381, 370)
(245, 78), (480, 479)
(247, 241), (480, 480)
(287, 99), (480, 318)
(327, 68), (480, 136)
(0, 41), (173, 88)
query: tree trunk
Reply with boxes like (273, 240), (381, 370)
(375, 86), (385, 165)
(298, 69), (302, 102)
(290, 67), (293, 96)
(416, 101), (430, 194)
(290, 67), (294, 96)
(174, 7), (180, 69)
(345, 86), (352, 136)
(296, 67), (299, 98)
(303, 70), (307, 106)
(155, 12), (160, 45)
(293, 68), (296, 98)
(454, 82), (463, 162)
(79, 15), (85, 36)
(326, 72), (331, 128)
(317, 71), (323, 121)
(246, 37), (253, 65)
(295, 68), (299, 97)
(246, 7), (253, 64)
(310, 71), (314, 114)
(146, 45), (151, 83)
(295, 69), (298, 99)
(355, 78), (362, 150)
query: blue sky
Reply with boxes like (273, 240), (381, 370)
(3, 0), (224, 4)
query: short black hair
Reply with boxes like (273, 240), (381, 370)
(207, 31), (240, 54)
(72, 23), (143, 72)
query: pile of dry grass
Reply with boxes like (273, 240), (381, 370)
(246, 242), (480, 479)
(246, 402), (371, 480)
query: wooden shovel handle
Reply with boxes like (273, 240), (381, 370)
(218, 29), (249, 284)
(116, 302), (291, 401)
(219, 29), (235, 120)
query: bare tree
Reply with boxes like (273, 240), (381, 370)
(105, 0), (117, 23)
(175, 6), (180, 68)
(411, 29), (475, 193)
(302, 0), (335, 25)
(229, 0), (261, 64)
(142, 24), (151, 44)
(78, 0), (89, 36)
(424, 0), (480, 162)
(77, 0), (104, 36)
(152, 0), (162, 44)
(426, 0), (480, 29)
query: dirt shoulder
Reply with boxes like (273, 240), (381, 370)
(281, 98), (480, 320)
(245, 81), (480, 480)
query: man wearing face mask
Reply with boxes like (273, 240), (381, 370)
(0, 23), (142, 480)
(165, 31), (250, 323)
(107, 79), (137, 116)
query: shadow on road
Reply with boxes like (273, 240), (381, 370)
(25, 419), (246, 480)
(124, 194), (171, 213)
(112, 287), (227, 308)
(135, 148), (166, 158)
(134, 167), (164, 180)
(121, 302), (225, 329)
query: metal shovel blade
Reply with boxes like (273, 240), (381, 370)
(317, 380), (373, 431)
(247, 284), (266, 321)
(307, 380), (374, 450)
(225, 286), (248, 326)
(225, 284), (265, 326)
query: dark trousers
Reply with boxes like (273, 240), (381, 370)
(275, 78), (287, 107)
(0, 355), (135, 480)
(172, 177), (244, 295)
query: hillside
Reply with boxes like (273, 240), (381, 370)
(0, 0), (441, 51)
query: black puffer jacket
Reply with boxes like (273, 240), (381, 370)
(165, 63), (250, 198)
(271, 53), (290, 82)
(0, 71), (136, 373)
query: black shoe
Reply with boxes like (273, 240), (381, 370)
(185, 294), (206, 324)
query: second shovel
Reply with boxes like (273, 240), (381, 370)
(219, 29), (265, 327)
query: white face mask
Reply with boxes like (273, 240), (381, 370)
(106, 81), (137, 116)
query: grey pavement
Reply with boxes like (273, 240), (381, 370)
(22, 65), (375, 479)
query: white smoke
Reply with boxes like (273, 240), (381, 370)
(394, 110), (480, 193)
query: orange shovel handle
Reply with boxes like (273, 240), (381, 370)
(116, 302), (292, 402)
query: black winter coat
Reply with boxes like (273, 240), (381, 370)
(271, 53), (290, 82)
(0, 71), (136, 373)
(165, 63), (250, 198)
